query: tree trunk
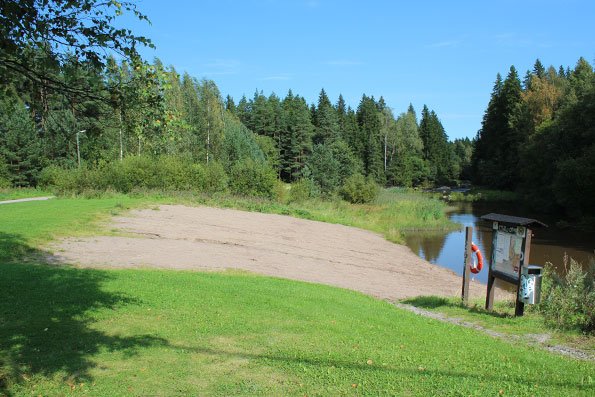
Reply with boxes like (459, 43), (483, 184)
(206, 104), (211, 164)
(119, 110), (123, 161)
(384, 131), (387, 172)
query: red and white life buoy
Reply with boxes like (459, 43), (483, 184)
(470, 243), (483, 274)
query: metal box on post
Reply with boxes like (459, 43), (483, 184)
(519, 265), (543, 305)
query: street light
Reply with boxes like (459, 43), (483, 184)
(77, 129), (86, 168)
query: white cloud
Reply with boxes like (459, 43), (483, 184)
(261, 73), (293, 81)
(202, 59), (241, 76)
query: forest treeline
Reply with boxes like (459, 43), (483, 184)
(1, 2), (593, 219)
(0, 50), (473, 199)
(472, 58), (595, 220)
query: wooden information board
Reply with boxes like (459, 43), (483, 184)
(491, 223), (526, 281)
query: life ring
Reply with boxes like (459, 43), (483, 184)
(470, 243), (483, 274)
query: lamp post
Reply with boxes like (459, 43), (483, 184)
(77, 129), (86, 168)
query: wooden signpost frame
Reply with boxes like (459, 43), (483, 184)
(478, 213), (546, 317)
(485, 224), (532, 316)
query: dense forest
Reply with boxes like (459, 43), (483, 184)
(0, 52), (474, 194)
(1, 1), (593, 220)
(472, 58), (595, 220)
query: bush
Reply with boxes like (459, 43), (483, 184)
(538, 257), (595, 334)
(38, 164), (77, 193)
(274, 181), (290, 204)
(201, 162), (228, 193)
(228, 159), (277, 199)
(39, 156), (230, 195)
(340, 173), (379, 204)
(289, 178), (317, 203)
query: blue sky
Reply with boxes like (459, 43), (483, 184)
(126, 0), (595, 140)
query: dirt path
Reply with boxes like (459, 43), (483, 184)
(53, 204), (492, 301)
(0, 196), (54, 205)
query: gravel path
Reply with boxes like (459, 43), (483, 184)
(52, 204), (491, 301)
(0, 196), (54, 205)
(397, 303), (594, 361)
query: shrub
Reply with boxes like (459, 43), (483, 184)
(306, 144), (340, 195)
(202, 162), (228, 193)
(38, 164), (77, 193)
(157, 156), (194, 191)
(229, 159), (276, 199)
(289, 178), (317, 203)
(340, 173), (379, 204)
(274, 181), (290, 204)
(538, 257), (595, 334)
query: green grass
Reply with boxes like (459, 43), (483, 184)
(0, 196), (148, 259)
(1, 265), (594, 396)
(445, 189), (519, 202)
(402, 296), (595, 354)
(1, 195), (593, 395)
(0, 187), (52, 201)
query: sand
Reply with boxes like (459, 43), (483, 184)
(52, 204), (489, 301)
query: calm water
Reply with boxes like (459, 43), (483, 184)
(405, 202), (595, 285)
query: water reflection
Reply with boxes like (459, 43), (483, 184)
(405, 201), (595, 285)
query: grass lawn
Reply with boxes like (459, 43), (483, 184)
(403, 296), (595, 354)
(1, 196), (593, 396)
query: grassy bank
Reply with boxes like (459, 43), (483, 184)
(0, 196), (148, 259)
(438, 189), (519, 203)
(1, 196), (594, 395)
(1, 185), (456, 245)
(2, 265), (593, 396)
(199, 187), (457, 244)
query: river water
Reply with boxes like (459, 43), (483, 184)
(405, 201), (595, 285)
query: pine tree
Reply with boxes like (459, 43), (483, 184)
(236, 95), (251, 128)
(280, 91), (313, 181)
(356, 95), (384, 183)
(472, 67), (524, 189)
(419, 106), (451, 183)
(533, 59), (545, 78)
(0, 98), (44, 186)
(313, 88), (339, 144)
(225, 95), (236, 114)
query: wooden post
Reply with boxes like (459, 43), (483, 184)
(515, 228), (532, 316)
(461, 227), (472, 305)
(485, 222), (498, 311)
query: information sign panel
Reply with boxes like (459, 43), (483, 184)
(490, 223), (526, 281)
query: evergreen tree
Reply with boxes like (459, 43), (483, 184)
(225, 95), (236, 114)
(313, 88), (339, 144)
(356, 95), (384, 183)
(419, 106), (451, 184)
(0, 98), (44, 186)
(236, 95), (252, 128)
(533, 59), (545, 78)
(280, 91), (313, 181)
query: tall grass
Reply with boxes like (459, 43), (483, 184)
(194, 187), (457, 244)
(445, 189), (519, 202)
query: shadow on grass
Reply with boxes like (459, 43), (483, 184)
(402, 295), (512, 318)
(0, 232), (167, 396)
(170, 345), (592, 393)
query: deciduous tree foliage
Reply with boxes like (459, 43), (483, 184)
(1, 0), (153, 97)
(1, 0), (475, 197)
